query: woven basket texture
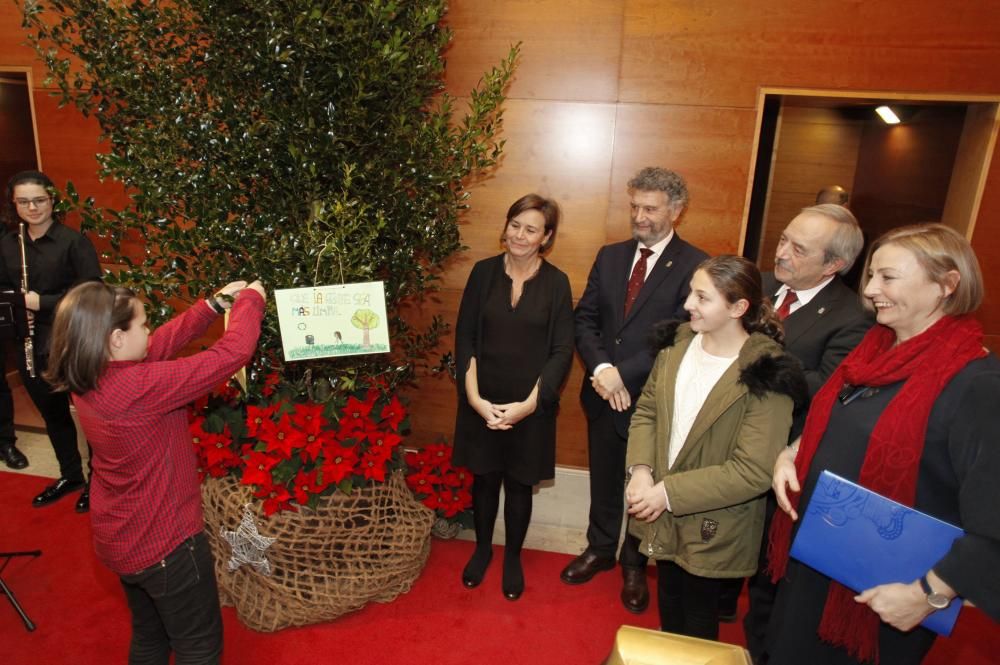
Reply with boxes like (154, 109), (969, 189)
(202, 469), (433, 632)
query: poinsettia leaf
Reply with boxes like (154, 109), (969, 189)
(338, 479), (354, 494)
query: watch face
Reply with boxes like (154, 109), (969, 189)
(927, 592), (951, 610)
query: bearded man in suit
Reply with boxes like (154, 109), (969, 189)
(739, 203), (872, 662)
(561, 167), (708, 614)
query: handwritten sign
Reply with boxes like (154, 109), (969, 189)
(274, 281), (390, 361)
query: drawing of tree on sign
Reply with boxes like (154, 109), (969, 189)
(351, 308), (380, 348)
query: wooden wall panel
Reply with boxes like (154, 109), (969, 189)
(619, 0), (1000, 108)
(608, 104), (758, 255)
(444, 0), (624, 102)
(0, 4), (47, 82)
(444, 99), (617, 295)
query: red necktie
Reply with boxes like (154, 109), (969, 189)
(624, 248), (654, 317)
(776, 290), (798, 321)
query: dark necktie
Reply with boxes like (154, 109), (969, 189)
(624, 248), (654, 317)
(776, 289), (798, 321)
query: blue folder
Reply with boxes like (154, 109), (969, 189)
(790, 470), (963, 636)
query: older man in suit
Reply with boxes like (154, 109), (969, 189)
(560, 167), (707, 614)
(738, 203), (872, 662)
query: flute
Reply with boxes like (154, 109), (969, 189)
(17, 222), (35, 378)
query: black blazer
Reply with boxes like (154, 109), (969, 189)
(575, 234), (707, 437)
(763, 273), (873, 437)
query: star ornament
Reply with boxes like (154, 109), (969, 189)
(220, 504), (277, 575)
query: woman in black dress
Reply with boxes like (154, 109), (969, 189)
(452, 194), (574, 600)
(766, 224), (1000, 665)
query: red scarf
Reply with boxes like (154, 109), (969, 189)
(766, 315), (985, 664)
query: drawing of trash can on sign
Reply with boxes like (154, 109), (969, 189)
(275, 282), (391, 361)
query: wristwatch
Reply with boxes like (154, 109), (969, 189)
(919, 574), (951, 610)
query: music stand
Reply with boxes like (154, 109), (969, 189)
(0, 291), (29, 342)
(0, 549), (41, 631)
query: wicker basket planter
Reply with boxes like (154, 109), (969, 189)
(201, 469), (434, 632)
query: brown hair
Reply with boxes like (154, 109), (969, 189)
(45, 282), (138, 394)
(697, 255), (783, 343)
(861, 223), (983, 315)
(501, 193), (560, 253)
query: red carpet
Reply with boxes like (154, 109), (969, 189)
(1, 470), (996, 664)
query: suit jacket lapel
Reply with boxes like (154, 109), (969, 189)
(623, 235), (683, 326)
(612, 240), (638, 328)
(781, 278), (843, 347)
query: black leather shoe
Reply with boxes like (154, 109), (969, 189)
(560, 551), (615, 585)
(502, 554), (524, 601)
(462, 549), (493, 589)
(0, 443), (28, 470)
(32, 478), (85, 508)
(75, 485), (90, 513)
(621, 566), (650, 613)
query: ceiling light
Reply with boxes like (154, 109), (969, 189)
(875, 105), (901, 124)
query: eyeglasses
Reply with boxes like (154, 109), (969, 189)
(14, 197), (51, 209)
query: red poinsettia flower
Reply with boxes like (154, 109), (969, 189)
(405, 470), (436, 497)
(321, 446), (358, 485)
(254, 484), (297, 516)
(218, 381), (242, 403)
(241, 451), (282, 487)
(338, 395), (374, 432)
(255, 413), (307, 459)
(378, 395), (406, 431)
(358, 449), (387, 482)
(365, 429), (401, 461)
(441, 487), (473, 518)
(245, 403), (280, 438)
(419, 491), (441, 511)
(290, 402), (328, 435)
(298, 429), (336, 464)
(422, 443), (453, 472)
(261, 371), (281, 397)
(292, 468), (328, 505)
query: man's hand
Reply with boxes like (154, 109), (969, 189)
(592, 367), (631, 411)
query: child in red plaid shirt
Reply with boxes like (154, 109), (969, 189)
(46, 279), (266, 665)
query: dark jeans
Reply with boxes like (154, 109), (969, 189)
(656, 560), (723, 640)
(585, 406), (647, 568)
(119, 532), (223, 665)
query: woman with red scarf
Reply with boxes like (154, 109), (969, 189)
(764, 224), (1000, 665)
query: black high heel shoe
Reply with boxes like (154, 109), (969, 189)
(502, 554), (524, 601)
(462, 548), (493, 588)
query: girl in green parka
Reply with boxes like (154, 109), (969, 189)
(625, 255), (807, 640)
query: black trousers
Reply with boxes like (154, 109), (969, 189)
(15, 347), (85, 482)
(119, 533), (223, 665)
(743, 492), (779, 662)
(657, 560), (723, 640)
(0, 361), (17, 447)
(585, 405), (647, 568)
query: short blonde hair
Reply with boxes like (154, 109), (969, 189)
(862, 223), (983, 315)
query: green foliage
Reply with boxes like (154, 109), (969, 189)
(22, 0), (517, 400)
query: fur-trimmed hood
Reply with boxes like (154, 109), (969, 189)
(650, 319), (808, 409)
